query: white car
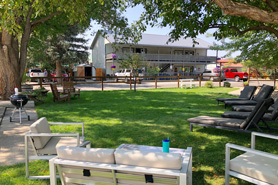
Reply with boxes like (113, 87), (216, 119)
(202, 69), (225, 81)
(27, 68), (46, 82)
(115, 69), (144, 82)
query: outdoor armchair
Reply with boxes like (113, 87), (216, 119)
(216, 86), (257, 105)
(62, 81), (80, 99)
(225, 132), (278, 185)
(25, 117), (91, 179)
(223, 85), (274, 108)
(50, 84), (71, 103)
(188, 98), (274, 133)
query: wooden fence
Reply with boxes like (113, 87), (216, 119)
(31, 74), (278, 91)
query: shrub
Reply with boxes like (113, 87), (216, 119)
(204, 81), (213, 88)
(224, 81), (231, 87)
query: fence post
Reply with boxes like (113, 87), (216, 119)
(177, 73), (180, 88)
(248, 67), (250, 84)
(129, 73), (132, 90)
(199, 73), (202, 87)
(39, 78), (42, 88)
(219, 70), (221, 87)
(155, 76), (157, 89)
(274, 69), (276, 89)
(101, 76), (104, 91)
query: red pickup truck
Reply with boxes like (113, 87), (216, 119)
(224, 68), (248, 82)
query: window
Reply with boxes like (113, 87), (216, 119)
(231, 69), (238, 72)
(184, 51), (194, 55)
(122, 47), (133, 53)
(174, 50), (183, 55)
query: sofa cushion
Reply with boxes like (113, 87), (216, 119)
(37, 137), (79, 155)
(30, 117), (52, 149)
(114, 149), (182, 170)
(230, 152), (278, 184)
(57, 146), (115, 164)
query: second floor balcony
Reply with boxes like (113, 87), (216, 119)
(106, 53), (217, 63)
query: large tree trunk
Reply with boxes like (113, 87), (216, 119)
(0, 31), (21, 100)
(0, 6), (32, 100)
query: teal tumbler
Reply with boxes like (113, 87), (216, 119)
(162, 139), (170, 153)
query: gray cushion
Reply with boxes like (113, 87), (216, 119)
(253, 85), (274, 101)
(57, 146), (115, 164)
(30, 117), (52, 149)
(222, 111), (273, 121)
(238, 86), (257, 99)
(230, 152), (278, 184)
(188, 116), (243, 128)
(225, 100), (257, 106)
(114, 149), (182, 170)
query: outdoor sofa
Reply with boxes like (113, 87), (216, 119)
(216, 86), (257, 105)
(49, 145), (192, 185)
(188, 98), (274, 132)
(223, 85), (274, 108)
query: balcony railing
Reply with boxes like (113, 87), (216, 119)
(106, 53), (216, 62)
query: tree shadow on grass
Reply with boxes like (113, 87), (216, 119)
(34, 88), (276, 184)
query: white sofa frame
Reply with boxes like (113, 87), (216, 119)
(225, 132), (278, 185)
(25, 122), (91, 179)
(49, 147), (192, 185)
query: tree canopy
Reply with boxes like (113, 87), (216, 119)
(132, 0), (278, 40)
(211, 31), (278, 68)
(0, 0), (130, 99)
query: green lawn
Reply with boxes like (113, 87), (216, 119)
(1, 87), (278, 184)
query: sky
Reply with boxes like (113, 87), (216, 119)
(84, 5), (240, 59)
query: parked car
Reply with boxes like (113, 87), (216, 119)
(27, 68), (45, 82)
(115, 69), (144, 82)
(224, 68), (248, 82)
(202, 69), (225, 81)
(50, 70), (69, 81)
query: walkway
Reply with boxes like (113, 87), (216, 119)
(0, 101), (37, 165)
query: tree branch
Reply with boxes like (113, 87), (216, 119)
(230, 24), (278, 38)
(31, 11), (61, 27)
(265, 0), (278, 12)
(213, 0), (278, 24)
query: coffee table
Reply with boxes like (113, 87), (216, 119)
(117, 144), (192, 185)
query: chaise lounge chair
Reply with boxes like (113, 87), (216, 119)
(216, 86), (257, 105)
(232, 90), (278, 112)
(222, 97), (278, 121)
(223, 85), (274, 108)
(188, 98), (274, 133)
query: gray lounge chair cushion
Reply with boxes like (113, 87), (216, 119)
(225, 85), (273, 106)
(222, 111), (273, 121)
(230, 152), (278, 184)
(187, 116), (243, 128)
(253, 85), (274, 101)
(224, 100), (257, 106)
(217, 97), (248, 102)
(216, 86), (257, 103)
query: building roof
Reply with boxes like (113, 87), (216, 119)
(91, 32), (212, 49)
(217, 59), (244, 68)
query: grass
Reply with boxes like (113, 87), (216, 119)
(1, 87), (278, 184)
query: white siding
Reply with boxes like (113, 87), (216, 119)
(92, 36), (106, 69)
